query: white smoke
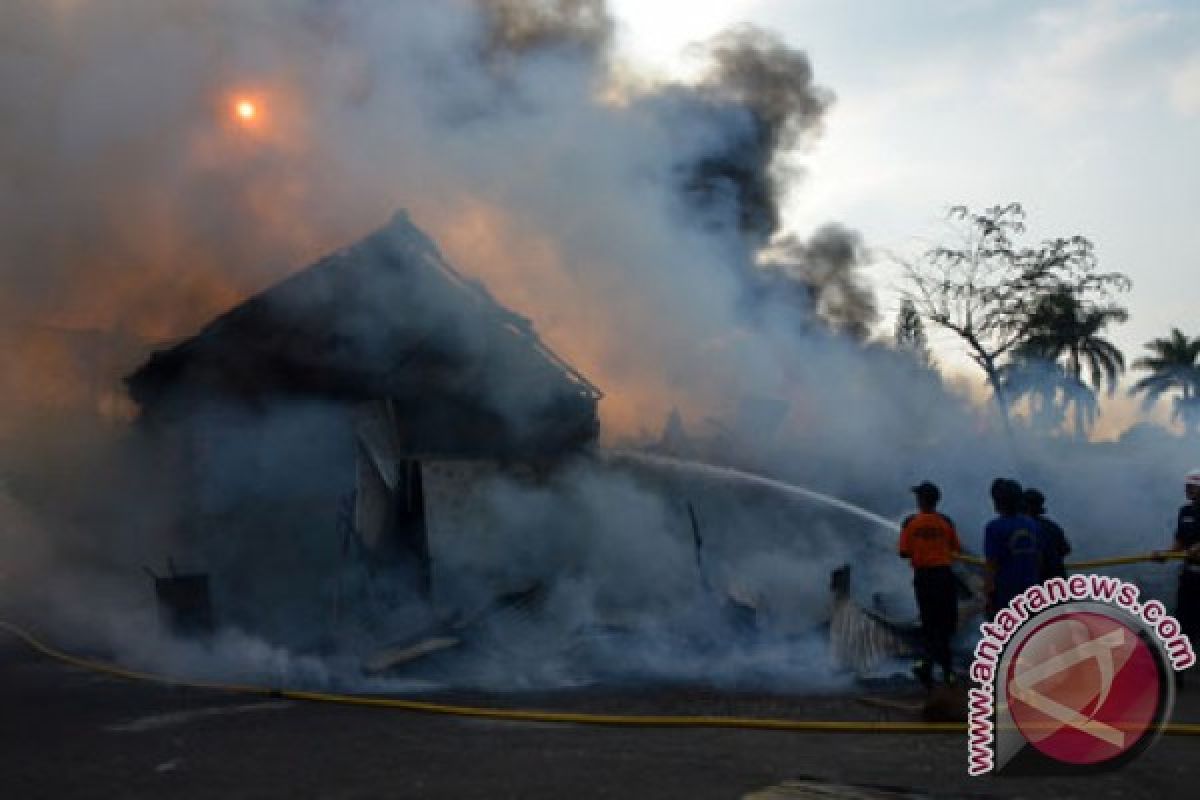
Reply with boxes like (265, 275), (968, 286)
(0, 0), (1191, 694)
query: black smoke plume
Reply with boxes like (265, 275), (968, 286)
(477, 0), (613, 59)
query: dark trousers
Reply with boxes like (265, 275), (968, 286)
(1178, 569), (1200, 645)
(914, 566), (958, 674)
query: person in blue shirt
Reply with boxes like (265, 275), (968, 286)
(984, 478), (1046, 617)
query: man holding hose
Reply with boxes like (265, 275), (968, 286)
(898, 481), (961, 687)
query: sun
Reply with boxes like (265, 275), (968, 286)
(234, 99), (257, 122)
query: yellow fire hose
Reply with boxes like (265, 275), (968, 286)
(2, 618), (1199, 736)
(955, 550), (1190, 569)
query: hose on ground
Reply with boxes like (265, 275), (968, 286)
(2, 619), (1198, 736)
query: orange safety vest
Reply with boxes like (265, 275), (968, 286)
(899, 512), (961, 569)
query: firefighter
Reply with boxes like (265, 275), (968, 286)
(1023, 487), (1071, 580)
(898, 481), (961, 687)
(984, 478), (1046, 617)
(1172, 470), (1200, 670)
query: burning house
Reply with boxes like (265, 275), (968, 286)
(121, 213), (911, 673)
(125, 212), (602, 644)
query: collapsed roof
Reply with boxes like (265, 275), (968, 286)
(126, 211), (602, 456)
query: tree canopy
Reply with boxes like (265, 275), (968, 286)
(900, 203), (1130, 428)
(1131, 328), (1200, 434)
(893, 298), (934, 368)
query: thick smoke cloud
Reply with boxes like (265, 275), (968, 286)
(0, 0), (1187, 692)
(637, 27), (877, 337)
(478, 0), (613, 59)
(671, 26), (832, 242)
(0, 0), (894, 689)
(0, 0), (869, 437)
(755, 225), (878, 339)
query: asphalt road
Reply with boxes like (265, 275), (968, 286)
(2, 635), (1198, 799)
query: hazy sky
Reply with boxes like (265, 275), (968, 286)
(612, 0), (1199, 430)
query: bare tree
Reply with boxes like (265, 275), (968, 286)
(899, 203), (1130, 425)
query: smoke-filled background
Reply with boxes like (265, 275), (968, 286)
(0, 0), (1194, 691)
(0, 0), (883, 433)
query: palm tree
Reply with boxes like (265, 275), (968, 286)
(1002, 288), (1127, 436)
(1019, 289), (1128, 392)
(1130, 328), (1200, 434)
(999, 356), (1098, 436)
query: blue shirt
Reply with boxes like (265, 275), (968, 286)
(985, 514), (1046, 610)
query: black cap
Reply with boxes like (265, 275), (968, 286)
(911, 481), (941, 504)
(991, 478), (1023, 509)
